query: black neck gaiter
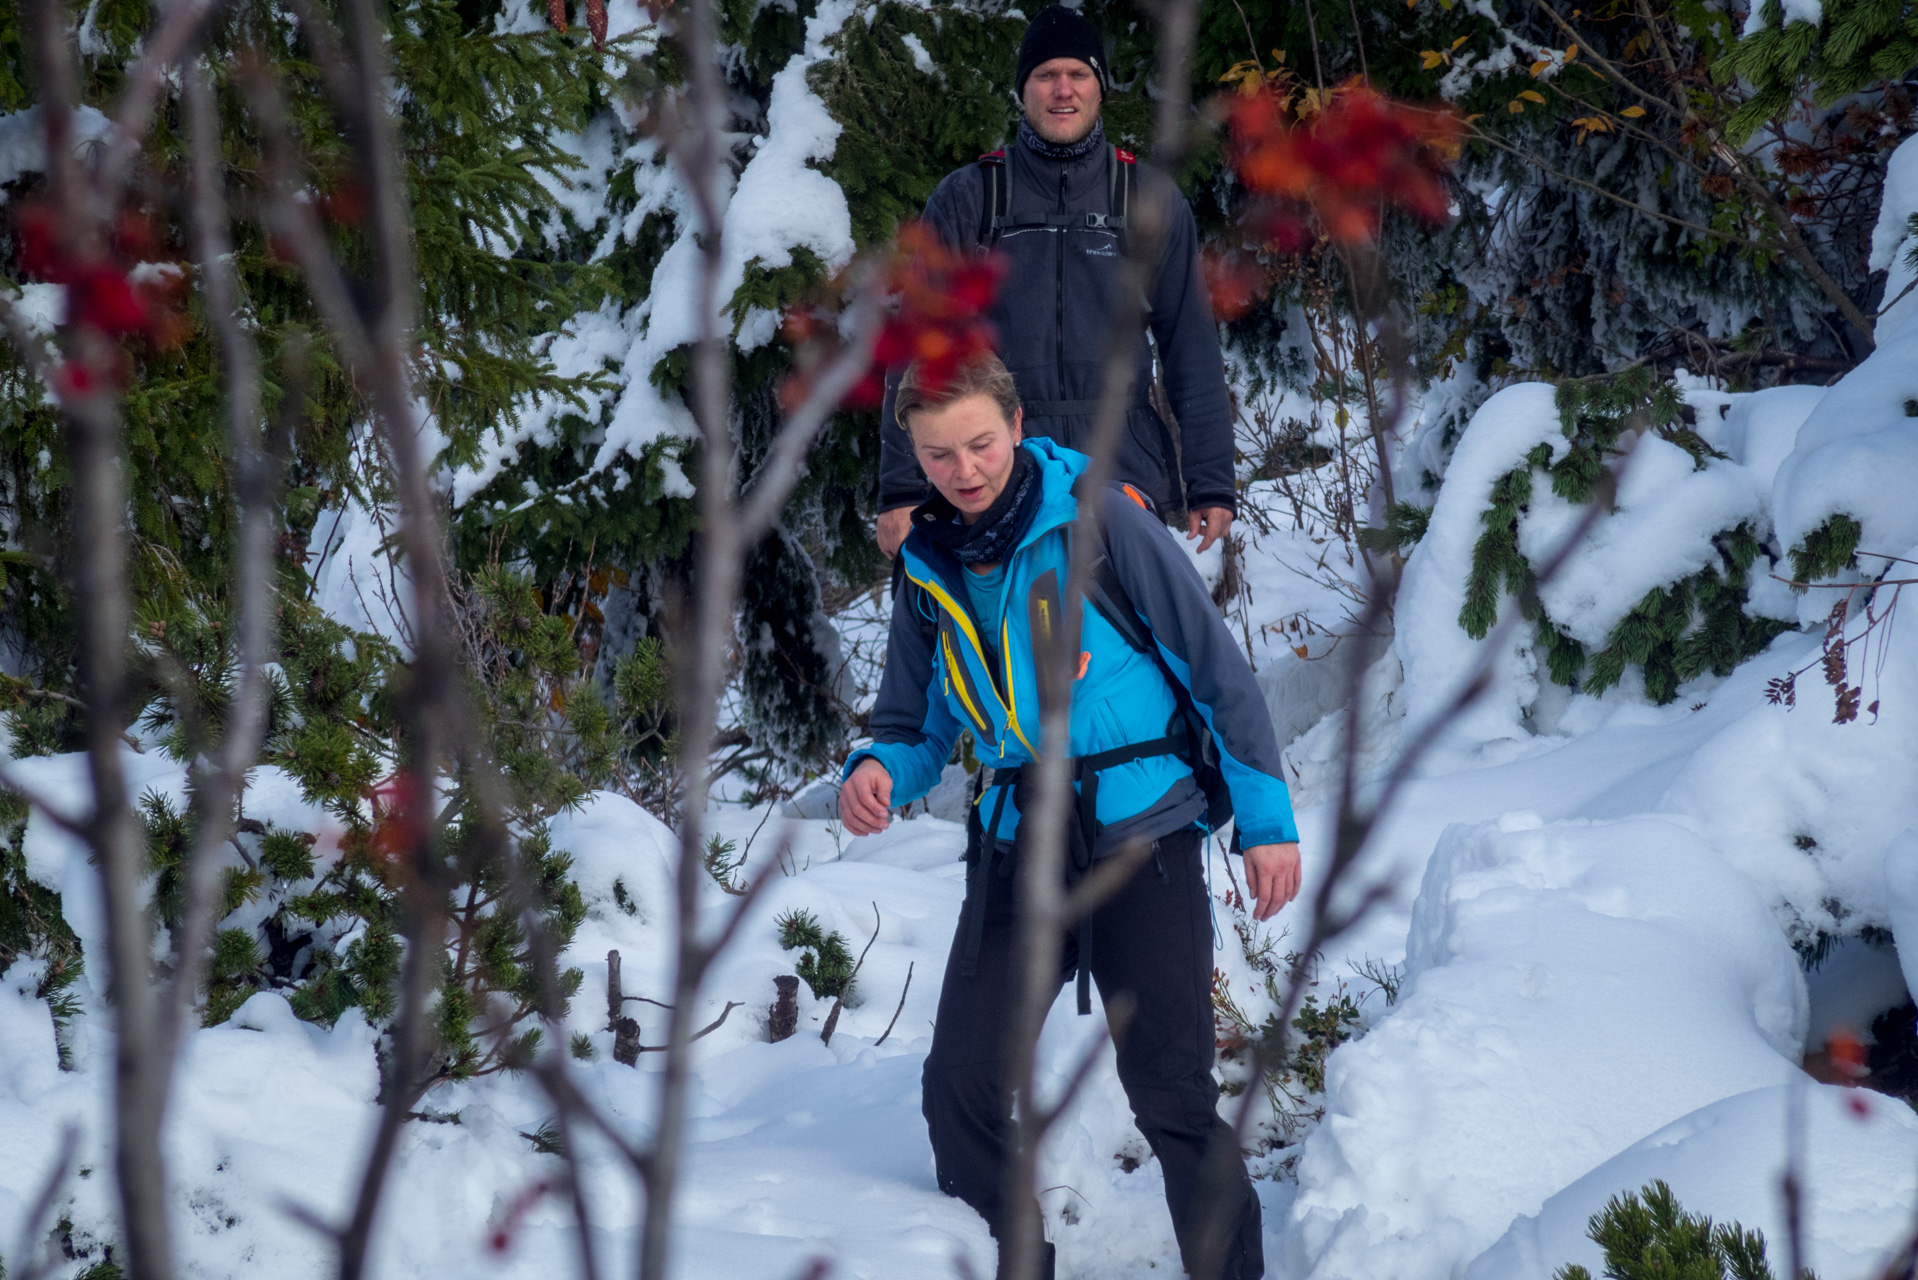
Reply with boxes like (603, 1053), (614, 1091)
(913, 447), (1045, 566)
(1017, 116), (1105, 164)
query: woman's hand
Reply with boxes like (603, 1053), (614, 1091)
(1242, 842), (1301, 921)
(839, 759), (894, 836)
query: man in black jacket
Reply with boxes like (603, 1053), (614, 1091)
(875, 4), (1239, 559)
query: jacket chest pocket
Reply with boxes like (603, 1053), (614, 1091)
(938, 620), (999, 746)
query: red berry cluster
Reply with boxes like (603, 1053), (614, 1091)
(782, 221), (1004, 415)
(14, 201), (187, 392)
(1226, 84), (1461, 251)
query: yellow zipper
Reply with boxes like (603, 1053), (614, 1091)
(943, 640), (993, 738)
(909, 566), (1036, 753)
(1001, 616), (1038, 755)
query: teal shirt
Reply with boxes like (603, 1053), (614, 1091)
(962, 560), (1007, 651)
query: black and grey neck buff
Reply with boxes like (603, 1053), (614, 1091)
(1017, 116), (1106, 163)
(913, 446), (1045, 566)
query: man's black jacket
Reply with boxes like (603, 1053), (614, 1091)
(879, 140), (1237, 516)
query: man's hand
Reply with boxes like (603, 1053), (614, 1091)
(839, 758), (894, 836)
(877, 508), (912, 559)
(1242, 842), (1301, 921)
(1186, 506), (1233, 555)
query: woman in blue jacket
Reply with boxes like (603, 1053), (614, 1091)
(840, 353), (1300, 1280)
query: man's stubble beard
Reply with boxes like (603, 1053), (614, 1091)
(1027, 105), (1100, 147)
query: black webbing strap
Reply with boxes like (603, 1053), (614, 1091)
(1068, 731), (1183, 1014)
(980, 145), (1131, 252)
(1107, 144), (1132, 257)
(991, 211), (1125, 232)
(958, 735), (1187, 1012)
(978, 154), (1004, 250)
(959, 773), (1016, 978)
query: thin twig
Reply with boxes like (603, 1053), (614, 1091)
(8, 1123), (79, 1280)
(157, 57), (280, 1076)
(637, 1000), (743, 1051)
(874, 962), (914, 1047)
(20, 0), (175, 1271)
(1000, 2), (1201, 1276)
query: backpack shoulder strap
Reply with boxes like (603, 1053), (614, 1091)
(1108, 146), (1135, 257)
(977, 150), (1009, 252)
(1073, 480), (1238, 838)
(1072, 480), (1161, 660)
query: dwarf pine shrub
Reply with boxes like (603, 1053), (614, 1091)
(1556, 1179), (1816, 1280)
(777, 909), (857, 1002)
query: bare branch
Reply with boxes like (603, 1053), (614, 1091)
(97, 0), (221, 200)
(638, 1000), (743, 1051)
(8, 1123), (79, 1280)
(1000, 3), (1202, 1277)
(1060, 837), (1158, 926)
(1033, 994), (1134, 1131)
(19, 4), (177, 1273)
(874, 962), (914, 1048)
(737, 276), (884, 537)
(238, 64), (376, 374)
(821, 902), (883, 1047)
(0, 760), (92, 842)
(157, 57), (280, 1073)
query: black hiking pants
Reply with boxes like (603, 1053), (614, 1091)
(921, 825), (1264, 1279)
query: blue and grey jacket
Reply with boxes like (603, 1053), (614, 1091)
(845, 438), (1298, 854)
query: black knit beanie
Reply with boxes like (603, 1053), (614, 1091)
(1014, 5), (1110, 98)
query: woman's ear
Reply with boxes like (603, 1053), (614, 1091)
(1010, 406), (1023, 444)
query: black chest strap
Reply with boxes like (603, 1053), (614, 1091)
(977, 145), (1134, 254)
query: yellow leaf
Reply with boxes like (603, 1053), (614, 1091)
(1292, 644), (1310, 659)
(1530, 59), (1552, 77)
(1509, 99), (1525, 113)
(1519, 89), (1546, 103)
(1564, 43), (1579, 60)
(1451, 35), (1468, 49)
(1621, 104), (1647, 118)
(1420, 49), (1447, 69)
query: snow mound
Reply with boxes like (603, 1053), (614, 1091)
(1471, 1083), (1918, 1280)
(1394, 382), (1564, 756)
(1284, 813), (1806, 1280)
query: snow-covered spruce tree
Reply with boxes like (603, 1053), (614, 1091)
(0, 0), (657, 1065)
(1189, 0), (1913, 485)
(1457, 371), (1790, 706)
(470, 0), (1035, 782)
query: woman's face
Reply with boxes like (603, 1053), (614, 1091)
(909, 394), (1024, 522)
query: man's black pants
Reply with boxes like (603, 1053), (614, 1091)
(921, 825), (1264, 1278)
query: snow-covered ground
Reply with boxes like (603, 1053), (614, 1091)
(7, 531), (1917, 1277)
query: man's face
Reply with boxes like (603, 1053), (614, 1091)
(1022, 57), (1101, 146)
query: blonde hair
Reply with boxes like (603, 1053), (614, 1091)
(894, 352), (1020, 433)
